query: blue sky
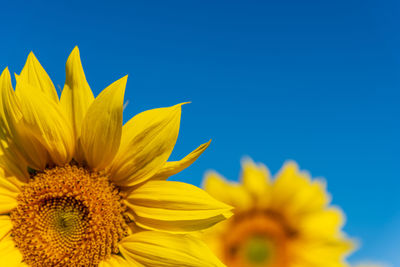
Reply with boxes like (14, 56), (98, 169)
(1, 0), (399, 265)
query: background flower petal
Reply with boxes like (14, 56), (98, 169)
(203, 171), (252, 211)
(241, 157), (270, 199)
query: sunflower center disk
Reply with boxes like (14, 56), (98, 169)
(244, 236), (273, 264)
(10, 165), (129, 266)
(224, 212), (292, 267)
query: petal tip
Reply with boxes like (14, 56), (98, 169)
(116, 75), (128, 86)
(1, 67), (10, 78)
(69, 46), (81, 59)
(283, 159), (299, 168)
(223, 209), (234, 219)
(240, 156), (255, 167)
(180, 101), (191, 106)
(27, 51), (37, 62)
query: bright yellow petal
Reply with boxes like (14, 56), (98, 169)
(15, 78), (74, 166)
(60, 46), (94, 162)
(0, 216), (12, 242)
(152, 140), (211, 180)
(240, 157), (270, 205)
(203, 171), (252, 211)
(270, 162), (308, 207)
(125, 180), (232, 233)
(299, 207), (345, 238)
(0, 152), (28, 181)
(291, 237), (354, 267)
(0, 121), (28, 180)
(0, 68), (16, 134)
(270, 161), (330, 216)
(291, 179), (329, 215)
(119, 231), (225, 267)
(99, 254), (141, 267)
(0, 68), (46, 173)
(110, 104), (183, 187)
(0, 235), (24, 267)
(0, 169), (22, 214)
(80, 76), (126, 170)
(18, 52), (58, 102)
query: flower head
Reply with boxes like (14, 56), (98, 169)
(0, 47), (232, 266)
(202, 158), (354, 267)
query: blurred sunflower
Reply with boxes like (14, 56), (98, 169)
(0, 47), (232, 266)
(203, 158), (354, 267)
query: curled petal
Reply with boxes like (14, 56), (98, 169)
(119, 231), (225, 267)
(152, 140), (211, 180)
(125, 180), (232, 233)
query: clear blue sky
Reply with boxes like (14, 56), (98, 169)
(1, 0), (399, 265)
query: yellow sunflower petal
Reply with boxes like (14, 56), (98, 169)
(1, 130), (48, 172)
(0, 170), (22, 214)
(99, 254), (141, 267)
(204, 171), (252, 211)
(0, 153), (28, 181)
(0, 216), (12, 241)
(15, 78), (74, 166)
(0, 135), (28, 181)
(60, 46), (94, 162)
(240, 157), (270, 205)
(289, 179), (330, 215)
(299, 208), (348, 239)
(80, 76), (126, 170)
(110, 104), (183, 187)
(0, 235), (24, 267)
(18, 52), (58, 102)
(271, 161), (330, 215)
(291, 237), (354, 267)
(270, 161), (309, 208)
(0, 68), (16, 134)
(0, 68), (43, 174)
(125, 180), (232, 233)
(119, 231), (225, 267)
(152, 140), (211, 180)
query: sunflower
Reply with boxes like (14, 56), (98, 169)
(0, 47), (232, 266)
(202, 158), (354, 267)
